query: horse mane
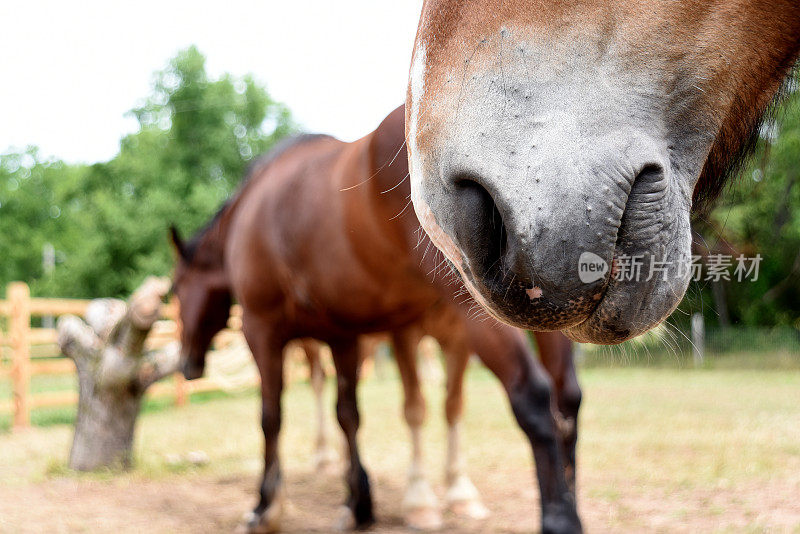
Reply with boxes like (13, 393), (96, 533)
(182, 133), (334, 263)
(693, 63), (799, 213)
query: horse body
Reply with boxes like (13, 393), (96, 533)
(228, 134), (440, 339)
(172, 106), (580, 532)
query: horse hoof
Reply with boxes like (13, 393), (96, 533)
(334, 506), (356, 531)
(447, 499), (490, 520)
(444, 475), (489, 519)
(240, 496), (284, 533)
(402, 476), (442, 530)
(405, 506), (443, 531)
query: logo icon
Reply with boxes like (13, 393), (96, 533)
(578, 252), (608, 284)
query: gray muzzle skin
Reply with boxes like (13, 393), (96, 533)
(409, 39), (697, 343)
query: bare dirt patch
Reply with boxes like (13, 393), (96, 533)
(1, 368), (799, 532)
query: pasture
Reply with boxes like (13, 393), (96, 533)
(1, 364), (798, 533)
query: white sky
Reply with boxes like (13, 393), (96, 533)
(0, 0), (423, 164)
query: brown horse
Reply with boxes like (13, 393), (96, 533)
(170, 107), (581, 532)
(170, 253), (573, 529)
(406, 1), (800, 344)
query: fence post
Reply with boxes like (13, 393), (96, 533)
(8, 282), (31, 429)
(174, 373), (188, 407)
(691, 313), (705, 367)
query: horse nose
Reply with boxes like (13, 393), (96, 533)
(446, 173), (606, 328)
(450, 175), (544, 285)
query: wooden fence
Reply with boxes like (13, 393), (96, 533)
(0, 282), (258, 432)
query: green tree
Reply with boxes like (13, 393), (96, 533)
(0, 46), (294, 298)
(0, 148), (86, 294)
(687, 80), (800, 328)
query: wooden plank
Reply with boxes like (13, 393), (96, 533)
(30, 328), (58, 345)
(28, 298), (90, 317)
(30, 390), (77, 409)
(160, 303), (241, 322)
(30, 345), (62, 359)
(9, 283), (31, 429)
(174, 373), (188, 407)
(30, 359), (75, 375)
(151, 321), (178, 335)
(187, 377), (258, 394)
(149, 379), (186, 399)
(161, 301), (179, 320)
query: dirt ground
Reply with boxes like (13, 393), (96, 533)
(1, 367), (799, 533)
(3, 465), (800, 533)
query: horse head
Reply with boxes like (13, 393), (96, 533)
(407, 0), (800, 343)
(169, 226), (232, 380)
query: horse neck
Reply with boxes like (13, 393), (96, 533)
(362, 106), (413, 219)
(191, 198), (243, 288)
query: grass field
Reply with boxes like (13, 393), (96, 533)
(1, 365), (799, 533)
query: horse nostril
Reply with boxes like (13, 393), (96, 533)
(616, 162), (668, 248)
(628, 163), (667, 205)
(451, 176), (509, 279)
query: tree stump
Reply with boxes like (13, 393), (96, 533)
(57, 277), (180, 471)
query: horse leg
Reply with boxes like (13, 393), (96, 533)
(301, 338), (339, 474)
(391, 328), (442, 530)
(534, 332), (582, 496)
(438, 338), (489, 520)
(471, 325), (581, 534)
(329, 337), (375, 530)
(242, 319), (287, 534)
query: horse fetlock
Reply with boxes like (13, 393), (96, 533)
(313, 444), (340, 475)
(542, 501), (582, 534)
(347, 464), (375, 528)
(404, 475), (439, 510)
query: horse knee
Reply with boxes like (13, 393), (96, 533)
(444, 394), (463, 426)
(562, 384), (582, 418)
(336, 396), (360, 434)
(404, 397), (426, 428)
(509, 375), (558, 445)
(261, 408), (281, 440)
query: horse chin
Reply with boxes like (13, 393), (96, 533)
(566, 272), (690, 345)
(454, 234), (692, 344)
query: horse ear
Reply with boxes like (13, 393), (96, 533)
(169, 225), (187, 259)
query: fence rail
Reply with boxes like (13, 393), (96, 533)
(0, 282), (255, 431)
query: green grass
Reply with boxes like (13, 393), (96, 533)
(1, 365), (798, 531)
(580, 346), (800, 369)
(3, 342), (800, 433)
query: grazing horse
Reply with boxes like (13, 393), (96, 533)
(406, 1), (800, 344)
(170, 106), (581, 532)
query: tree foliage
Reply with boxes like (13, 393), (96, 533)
(0, 47), (294, 298)
(686, 78), (800, 328)
(0, 48), (797, 329)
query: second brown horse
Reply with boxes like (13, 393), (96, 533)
(171, 106), (582, 533)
